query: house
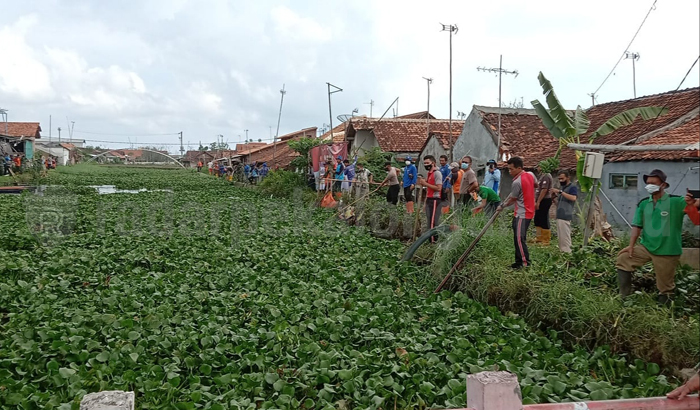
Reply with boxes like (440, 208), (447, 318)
(243, 127), (317, 169)
(590, 88), (699, 229)
(418, 131), (461, 174)
(344, 112), (465, 161)
(182, 150), (215, 168)
(0, 122), (41, 159)
(34, 142), (71, 166)
(454, 88), (700, 229)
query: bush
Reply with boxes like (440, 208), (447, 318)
(258, 169), (306, 198)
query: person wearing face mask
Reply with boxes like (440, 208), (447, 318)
(417, 155), (443, 243)
(615, 169), (700, 305)
(483, 159), (501, 193)
(550, 170), (578, 253)
(459, 156), (479, 206)
(402, 156), (417, 213)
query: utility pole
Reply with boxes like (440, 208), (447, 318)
(58, 127), (62, 143)
(179, 131), (184, 156)
(49, 114), (52, 141)
(365, 99), (374, 117)
(440, 23), (458, 161)
(326, 82), (342, 143)
(70, 121), (75, 139)
(244, 129), (249, 143)
(477, 55), (519, 161)
(422, 77), (433, 141)
(274, 84), (286, 168)
(624, 51), (640, 98)
(0, 108), (8, 136)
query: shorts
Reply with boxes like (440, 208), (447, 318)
(404, 186), (414, 202)
(387, 184), (400, 205)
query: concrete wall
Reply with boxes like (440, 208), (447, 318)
(601, 160), (700, 234)
(352, 130), (380, 157)
(417, 136), (449, 175)
(453, 110), (498, 169)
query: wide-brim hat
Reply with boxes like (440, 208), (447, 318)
(643, 169), (669, 187)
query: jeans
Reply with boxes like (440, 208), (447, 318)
(512, 217), (531, 267)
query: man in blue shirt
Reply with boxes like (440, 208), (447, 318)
(483, 159), (501, 193)
(439, 155), (452, 211)
(403, 156), (417, 213)
(334, 156), (345, 192)
(260, 162), (269, 179)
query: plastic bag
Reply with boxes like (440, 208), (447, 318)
(320, 191), (337, 208)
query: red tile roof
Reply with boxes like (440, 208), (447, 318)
(475, 87), (700, 168)
(247, 140), (299, 168)
(608, 114), (700, 161)
(0, 122), (42, 138)
(475, 106), (564, 169)
(277, 126), (317, 141)
(319, 123), (347, 143)
(348, 117), (465, 153)
(396, 111), (436, 120)
(183, 150), (215, 162)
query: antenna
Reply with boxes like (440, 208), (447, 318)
(364, 99), (374, 117)
(477, 55), (519, 160)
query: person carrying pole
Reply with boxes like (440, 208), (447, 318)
(333, 156), (345, 192)
(403, 156), (417, 213)
(459, 156), (478, 207)
(417, 155), (443, 243)
(615, 169), (700, 305)
(353, 162), (372, 198)
(533, 167), (554, 245)
(496, 156), (535, 269)
(439, 155), (452, 214)
(550, 170), (578, 253)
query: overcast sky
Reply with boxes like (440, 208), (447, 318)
(1, 0), (698, 152)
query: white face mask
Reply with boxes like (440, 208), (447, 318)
(461, 163), (469, 170)
(405, 160), (411, 165)
(645, 184), (661, 194)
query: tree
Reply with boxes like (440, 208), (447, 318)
(288, 137), (323, 170)
(210, 141), (230, 151)
(198, 144), (209, 151)
(531, 71), (667, 192)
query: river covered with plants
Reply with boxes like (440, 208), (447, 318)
(0, 165), (692, 409)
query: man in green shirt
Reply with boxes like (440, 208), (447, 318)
(469, 185), (501, 216)
(615, 169), (700, 305)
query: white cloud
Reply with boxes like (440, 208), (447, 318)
(270, 6), (332, 43)
(0, 15), (53, 100)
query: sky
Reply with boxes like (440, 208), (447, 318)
(1, 0), (698, 153)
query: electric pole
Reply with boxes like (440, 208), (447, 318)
(624, 51), (640, 98)
(0, 108), (8, 136)
(245, 129), (249, 143)
(58, 127), (62, 143)
(422, 77), (433, 140)
(440, 23), (458, 161)
(179, 131), (184, 156)
(365, 99), (374, 117)
(326, 82), (342, 143)
(274, 84), (286, 168)
(477, 55), (519, 161)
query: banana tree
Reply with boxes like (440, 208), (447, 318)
(531, 72), (668, 192)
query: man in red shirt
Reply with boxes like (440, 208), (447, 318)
(417, 155), (443, 243)
(497, 156), (535, 268)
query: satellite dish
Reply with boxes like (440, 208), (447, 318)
(337, 114), (352, 123)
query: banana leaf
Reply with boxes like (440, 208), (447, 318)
(573, 106), (590, 136)
(531, 100), (565, 140)
(537, 72), (576, 137)
(589, 106), (668, 141)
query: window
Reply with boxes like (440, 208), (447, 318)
(609, 173), (638, 189)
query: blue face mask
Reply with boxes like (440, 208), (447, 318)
(461, 163), (469, 170)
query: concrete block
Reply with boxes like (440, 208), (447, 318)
(467, 371), (523, 410)
(80, 391), (135, 410)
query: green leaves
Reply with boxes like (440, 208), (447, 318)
(588, 106), (668, 141)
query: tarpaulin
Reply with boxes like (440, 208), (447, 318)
(310, 142), (348, 172)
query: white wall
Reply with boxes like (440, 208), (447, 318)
(453, 109), (498, 168)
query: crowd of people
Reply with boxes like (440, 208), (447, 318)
(2, 153), (58, 176)
(199, 160), (271, 184)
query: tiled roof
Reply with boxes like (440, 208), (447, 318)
(183, 150), (215, 162)
(319, 123), (347, 143)
(608, 114), (700, 161)
(585, 87), (699, 146)
(474, 87), (700, 168)
(396, 111), (436, 120)
(247, 140), (299, 168)
(475, 106), (566, 169)
(0, 122), (42, 138)
(277, 126), (317, 141)
(348, 117), (465, 153)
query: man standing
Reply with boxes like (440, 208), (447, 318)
(342, 159), (355, 193)
(459, 156), (479, 206)
(208, 161), (213, 175)
(533, 169), (554, 245)
(550, 170), (578, 253)
(451, 162), (464, 202)
(353, 162), (373, 198)
(417, 155), (443, 243)
(197, 161), (203, 172)
(439, 155), (452, 212)
(615, 169), (700, 304)
(483, 159), (501, 193)
(403, 156), (417, 213)
(380, 161), (401, 205)
(334, 156), (345, 192)
(497, 156), (535, 269)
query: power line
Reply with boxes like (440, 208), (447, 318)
(589, 0), (658, 104)
(631, 54), (700, 143)
(72, 130), (180, 136)
(79, 135), (278, 146)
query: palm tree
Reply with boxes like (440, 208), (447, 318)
(531, 72), (667, 192)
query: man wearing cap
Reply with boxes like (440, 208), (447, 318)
(615, 169), (700, 305)
(483, 159), (501, 193)
(403, 156), (417, 213)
